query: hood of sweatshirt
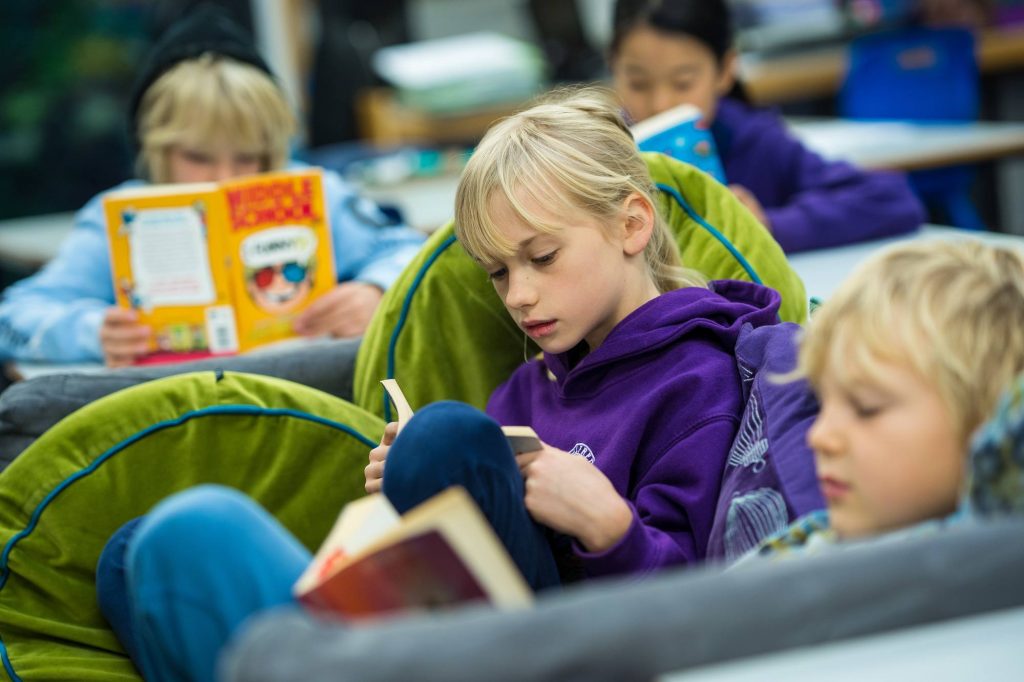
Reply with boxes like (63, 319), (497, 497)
(541, 280), (780, 397)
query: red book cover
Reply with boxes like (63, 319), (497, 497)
(298, 530), (490, 618)
(293, 487), (533, 619)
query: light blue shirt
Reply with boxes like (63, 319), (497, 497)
(0, 166), (426, 362)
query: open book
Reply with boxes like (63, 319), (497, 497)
(102, 168), (336, 364)
(293, 486), (533, 618)
(630, 103), (727, 184)
(381, 378), (542, 453)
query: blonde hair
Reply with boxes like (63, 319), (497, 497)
(799, 239), (1024, 444)
(136, 54), (296, 183)
(454, 86), (706, 293)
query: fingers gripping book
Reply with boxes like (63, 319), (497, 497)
(103, 169), (336, 363)
(380, 379), (542, 453)
(291, 380), (543, 619)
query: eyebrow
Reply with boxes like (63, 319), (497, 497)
(838, 376), (897, 401)
(623, 64), (700, 76)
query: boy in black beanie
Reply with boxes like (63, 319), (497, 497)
(0, 3), (425, 366)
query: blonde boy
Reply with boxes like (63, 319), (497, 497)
(133, 53), (294, 185)
(0, 5), (425, 366)
(779, 239), (1024, 545)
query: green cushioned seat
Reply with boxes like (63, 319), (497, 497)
(355, 152), (808, 421)
(0, 371), (383, 681)
(0, 153), (807, 680)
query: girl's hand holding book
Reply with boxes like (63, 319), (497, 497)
(365, 421), (399, 494)
(516, 445), (633, 553)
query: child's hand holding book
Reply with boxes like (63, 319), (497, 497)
(366, 379), (544, 494)
(364, 422), (396, 494)
(515, 445), (633, 553)
(363, 379), (415, 494)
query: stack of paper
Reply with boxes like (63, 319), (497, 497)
(372, 32), (546, 114)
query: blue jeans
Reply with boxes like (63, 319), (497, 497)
(96, 401), (560, 681)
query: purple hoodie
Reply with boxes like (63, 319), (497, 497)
(713, 98), (926, 253)
(486, 280), (780, 579)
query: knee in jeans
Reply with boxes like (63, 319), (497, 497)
(384, 401), (518, 513)
(395, 401), (508, 464)
(132, 484), (263, 558)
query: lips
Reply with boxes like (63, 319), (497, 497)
(522, 319), (556, 339)
(818, 475), (850, 502)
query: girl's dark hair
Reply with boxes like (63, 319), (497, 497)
(609, 0), (748, 102)
(610, 0), (734, 62)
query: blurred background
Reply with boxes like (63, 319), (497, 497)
(1, 1), (1022, 240)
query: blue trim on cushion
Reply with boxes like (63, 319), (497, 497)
(655, 182), (763, 285)
(0, 404), (376, 681)
(383, 234), (458, 421)
(1, 638), (19, 682)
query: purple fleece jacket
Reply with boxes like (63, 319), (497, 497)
(486, 280), (781, 579)
(712, 98), (926, 253)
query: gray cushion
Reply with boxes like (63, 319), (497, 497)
(0, 337), (360, 469)
(222, 518), (1024, 682)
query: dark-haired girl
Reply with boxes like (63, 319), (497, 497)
(610, 0), (926, 252)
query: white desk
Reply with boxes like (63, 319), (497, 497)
(788, 118), (1024, 172)
(660, 605), (1024, 682)
(789, 224), (1024, 300)
(0, 212), (76, 270)
(4, 117), (1024, 266)
(4, 334), (330, 382)
(359, 174), (460, 234)
(5, 361), (106, 382)
(356, 117), (1024, 234)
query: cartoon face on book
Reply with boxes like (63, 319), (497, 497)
(241, 226), (318, 314)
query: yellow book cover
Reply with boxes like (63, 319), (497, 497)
(103, 168), (336, 363)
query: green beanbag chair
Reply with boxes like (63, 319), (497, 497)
(0, 371), (383, 681)
(355, 152), (808, 421)
(0, 153), (806, 681)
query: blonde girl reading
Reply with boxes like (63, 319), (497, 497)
(95, 86), (789, 681)
(364, 86), (783, 585)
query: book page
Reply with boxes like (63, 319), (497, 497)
(300, 530), (492, 618)
(381, 378), (415, 431)
(501, 425), (541, 453)
(630, 103), (704, 141)
(128, 207), (216, 308)
(361, 487), (532, 608)
(294, 493), (401, 595)
(630, 103), (726, 184)
(297, 487), (532, 616)
(381, 378), (540, 451)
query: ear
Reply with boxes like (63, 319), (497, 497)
(621, 192), (656, 257)
(715, 48), (739, 97)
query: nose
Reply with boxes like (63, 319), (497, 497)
(806, 408), (842, 459)
(211, 158), (240, 182)
(503, 269), (537, 311)
(651, 86), (678, 118)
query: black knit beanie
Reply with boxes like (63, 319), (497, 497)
(127, 2), (274, 144)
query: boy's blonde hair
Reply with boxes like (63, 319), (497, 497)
(454, 86), (706, 293)
(136, 54), (295, 183)
(800, 239), (1024, 444)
